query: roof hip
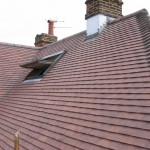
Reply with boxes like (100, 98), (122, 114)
(108, 9), (149, 25)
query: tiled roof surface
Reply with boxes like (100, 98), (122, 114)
(0, 43), (37, 97)
(1, 9), (150, 150)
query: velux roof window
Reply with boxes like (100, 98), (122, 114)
(21, 50), (66, 83)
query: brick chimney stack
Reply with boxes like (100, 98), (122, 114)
(85, 0), (123, 37)
(34, 20), (57, 47)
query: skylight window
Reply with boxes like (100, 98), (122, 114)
(21, 50), (66, 82)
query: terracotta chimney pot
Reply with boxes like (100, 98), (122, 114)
(47, 20), (55, 35)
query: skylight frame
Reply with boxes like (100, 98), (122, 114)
(22, 50), (66, 83)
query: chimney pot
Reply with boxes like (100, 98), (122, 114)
(47, 20), (55, 35)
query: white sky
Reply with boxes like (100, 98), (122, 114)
(0, 0), (150, 46)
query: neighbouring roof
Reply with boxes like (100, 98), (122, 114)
(1, 9), (150, 150)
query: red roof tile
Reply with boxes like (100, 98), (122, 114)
(1, 9), (150, 150)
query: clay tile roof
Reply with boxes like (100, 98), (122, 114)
(1, 9), (150, 150)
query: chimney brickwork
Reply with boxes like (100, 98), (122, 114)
(85, 0), (123, 20)
(34, 33), (57, 47)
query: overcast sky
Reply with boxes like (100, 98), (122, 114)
(0, 0), (150, 46)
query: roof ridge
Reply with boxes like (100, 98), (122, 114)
(39, 30), (85, 50)
(135, 9), (150, 56)
(108, 9), (149, 25)
(0, 41), (39, 50)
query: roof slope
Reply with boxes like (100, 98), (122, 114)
(1, 9), (150, 150)
(0, 43), (37, 97)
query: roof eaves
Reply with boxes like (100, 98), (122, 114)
(108, 9), (149, 25)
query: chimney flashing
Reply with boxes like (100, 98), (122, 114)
(86, 14), (114, 37)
